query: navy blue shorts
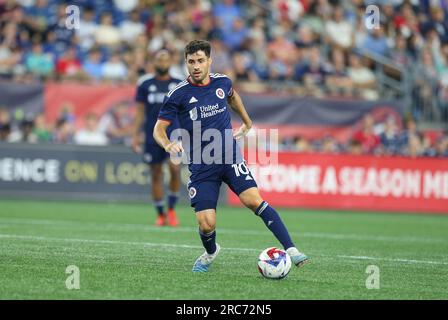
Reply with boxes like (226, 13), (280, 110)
(187, 160), (258, 212)
(143, 143), (169, 164)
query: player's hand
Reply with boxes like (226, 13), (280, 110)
(132, 134), (142, 154)
(233, 123), (252, 140)
(164, 141), (184, 155)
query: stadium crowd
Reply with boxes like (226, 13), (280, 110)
(0, 0), (447, 156)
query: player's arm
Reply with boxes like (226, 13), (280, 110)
(227, 89), (253, 139)
(131, 102), (145, 153)
(153, 119), (184, 154)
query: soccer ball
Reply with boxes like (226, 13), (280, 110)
(257, 247), (292, 279)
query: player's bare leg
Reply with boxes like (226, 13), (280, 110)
(150, 163), (166, 226)
(166, 159), (181, 226)
(239, 187), (310, 268)
(192, 209), (220, 272)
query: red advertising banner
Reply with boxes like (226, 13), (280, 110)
(228, 152), (448, 214)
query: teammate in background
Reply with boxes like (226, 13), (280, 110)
(153, 40), (310, 272)
(133, 50), (182, 227)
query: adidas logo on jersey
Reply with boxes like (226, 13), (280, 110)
(189, 96), (198, 103)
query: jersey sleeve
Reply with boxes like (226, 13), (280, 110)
(135, 82), (146, 103)
(225, 76), (234, 97)
(158, 95), (179, 124)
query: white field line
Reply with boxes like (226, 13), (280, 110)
(1, 233), (447, 266)
(0, 217), (445, 244)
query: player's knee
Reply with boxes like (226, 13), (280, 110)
(241, 196), (263, 212)
(198, 221), (215, 233)
(245, 200), (262, 212)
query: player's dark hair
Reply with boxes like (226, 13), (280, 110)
(184, 40), (211, 58)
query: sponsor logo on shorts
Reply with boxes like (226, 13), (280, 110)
(143, 153), (153, 163)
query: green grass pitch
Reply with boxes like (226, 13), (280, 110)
(0, 199), (447, 300)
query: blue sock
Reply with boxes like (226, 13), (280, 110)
(199, 229), (216, 254)
(255, 201), (295, 250)
(154, 200), (165, 216)
(168, 191), (179, 210)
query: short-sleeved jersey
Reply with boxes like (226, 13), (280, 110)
(135, 74), (182, 145)
(158, 73), (243, 178)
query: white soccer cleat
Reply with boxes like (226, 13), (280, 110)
(286, 247), (311, 268)
(192, 243), (221, 272)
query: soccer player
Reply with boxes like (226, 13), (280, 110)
(153, 40), (310, 272)
(133, 50), (182, 227)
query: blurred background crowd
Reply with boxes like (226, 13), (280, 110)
(0, 0), (447, 157)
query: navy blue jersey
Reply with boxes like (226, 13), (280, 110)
(135, 74), (182, 145)
(158, 73), (243, 177)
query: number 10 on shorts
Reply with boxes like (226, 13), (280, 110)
(232, 162), (250, 177)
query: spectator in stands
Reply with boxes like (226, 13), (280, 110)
(98, 103), (133, 145)
(300, 46), (330, 95)
(320, 135), (340, 154)
(362, 26), (390, 57)
(25, 42), (54, 78)
(94, 12), (121, 48)
(232, 51), (258, 82)
(101, 51), (127, 81)
(24, 0), (55, 34)
(326, 48), (353, 96)
(222, 16), (248, 51)
(209, 39), (233, 76)
(76, 6), (98, 51)
(267, 26), (296, 80)
(348, 139), (363, 155)
(421, 6), (448, 43)
(379, 116), (401, 155)
(405, 132), (424, 158)
(0, 107), (11, 141)
(119, 9), (145, 44)
(435, 134), (448, 157)
(49, 3), (75, 51)
(53, 118), (74, 144)
(9, 116), (37, 143)
(55, 46), (82, 79)
(74, 112), (108, 146)
(212, 0), (241, 33)
(347, 53), (378, 100)
(352, 114), (380, 154)
(0, 42), (23, 79)
(390, 35), (413, 68)
(32, 113), (52, 142)
(292, 135), (313, 152)
(413, 48), (439, 119)
(324, 5), (354, 51)
(82, 48), (103, 81)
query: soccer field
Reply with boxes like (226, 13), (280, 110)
(0, 199), (447, 300)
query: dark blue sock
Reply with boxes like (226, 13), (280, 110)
(255, 201), (295, 250)
(168, 191), (179, 210)
(154, 200), (165, 216)
(199, 229), (217, 254)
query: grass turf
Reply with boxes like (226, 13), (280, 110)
(0, 199), (447, 300)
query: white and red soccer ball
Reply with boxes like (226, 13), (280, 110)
(257, 247), (292, 279)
